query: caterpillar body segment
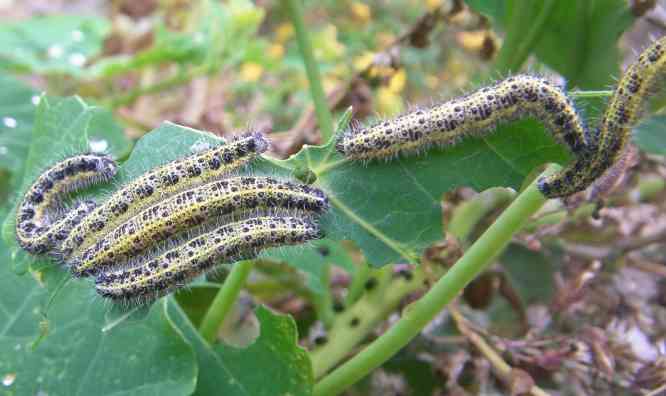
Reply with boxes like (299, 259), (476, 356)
(540, 36), (666, 197)
(70, 177), (328, 276)
(95, 216), (323, 304)
(15, 154), (117, 254)
(59, 132), (270, 261)
(336, 75), (589, 161)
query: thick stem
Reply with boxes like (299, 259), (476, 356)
(283, 0), (335, 144)
(313, 165), (559, 396)
(198, 260), (254, 343)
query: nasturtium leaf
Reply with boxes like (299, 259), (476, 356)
(165, 302), (314, 396)
(0, 237), (198, 396)
(0, 75), (38, 180)
(468, 0), (633, 90)
(634, 115), (666, 155)
(280, 117), (569, 267)
(0, 15), (108, 76)
(532, 0), (633, 89)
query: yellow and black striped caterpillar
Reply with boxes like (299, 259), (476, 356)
(336, 36), (666, 198)
(14, 132), (328, 304)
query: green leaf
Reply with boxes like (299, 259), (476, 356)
(165, 302), (314, 396)
(634, 115), (666, 155)
(279, 118), (568, 266)
(1, 95), (132, 252)
(533, 0), (633, 89)
(500, 244), (555, 304)
(475, 0), (633, 89)
(91, 0), (265, 78)
(0, 75), (38, 179)
(0, 238), (198, 396)
(269, 239), (356, 295)
(0, 16), (108, 76)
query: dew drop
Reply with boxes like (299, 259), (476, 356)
(190, 140), (212, 153)
(89, 139), (108, 153)
(68, 53), (86, 67)
(32, 95), (41, 106)
(2, 373), (16, 387)
(3, 117), (17, 128)
(71, 30), (84, 42)
(47, 45), (64, 59)
(0, 146), (8, 156)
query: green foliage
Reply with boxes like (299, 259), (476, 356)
(635, 115), (666, 155)
(0, 15), (108, 76)
(0, 75), (37, 192)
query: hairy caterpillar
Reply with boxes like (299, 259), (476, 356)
(336, 75), (591, 197)
(338, 37), (666, 198)
(95, 216), (323, 304)
(70, 177), (329, 276)
(15, 154), (117, 254)
(59, 132), (269, 261)
(586, 37), (665, 190)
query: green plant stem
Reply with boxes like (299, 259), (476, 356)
(283, 0), (335, 144)
(198, 260), (254, 343)
(313, 165), (559, 396)
(569, 90), (614, 99)
(108, 66), (207, 108)
(311, 267), (424, 378)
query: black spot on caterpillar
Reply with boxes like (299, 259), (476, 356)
(58, 132), (270, 261)
(14, 154), (117, 254)
(95, 216), (323, 305)
(338, 37), (666, 199)
(336, 75), (590, 197)
(70, 176), (329, 276)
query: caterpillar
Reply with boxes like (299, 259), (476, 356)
(58, 132), (269, 261)
(13, 131), (330, 304)
(95, 216), (323, 304)
(70, 177), (329, 276)
(538, 37), (666, 197)
(586, 36), (665, 189)
(15, 153), (117, 254)
(336, 34), (666, 198)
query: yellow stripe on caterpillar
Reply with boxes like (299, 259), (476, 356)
(70, 177), (328, 276)
(335, 74), (593, 197)
(539, 36), (666, 197)
(59, 132), (270, 261)
(15, 154), (117, 254)
(95, 216), (323, 304)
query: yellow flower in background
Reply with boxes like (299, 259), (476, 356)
(388, 68), (407, 93)
(377, 86), (404, 116)
(276, 23), (294, 43)
(351, 2), (371, 24)
(354, 52), (375, 71)
(426, 0), (442, 11)
(268, 44), (285, 60)
(240, 62), (264, 82)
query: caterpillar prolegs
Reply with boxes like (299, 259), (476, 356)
(14, 132), (327, 304)
(337, 36), (666, 198)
